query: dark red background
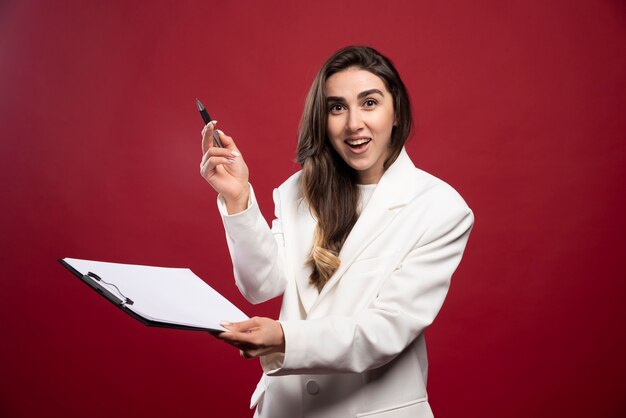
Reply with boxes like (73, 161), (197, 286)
(1, 1), (625, 417)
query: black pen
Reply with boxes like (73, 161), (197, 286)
(196, 98), (223, 147)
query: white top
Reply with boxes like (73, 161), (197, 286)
(357, 183), (377, 212)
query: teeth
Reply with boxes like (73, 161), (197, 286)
(346, 138), (370, 146)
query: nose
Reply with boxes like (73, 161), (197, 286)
(346, 109), (364, 132)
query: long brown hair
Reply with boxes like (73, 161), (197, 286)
(296, 46), (413, 291)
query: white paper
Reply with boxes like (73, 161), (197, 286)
(63, 258), (248, 331)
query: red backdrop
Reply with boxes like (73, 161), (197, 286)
(1, 1), (625, 417)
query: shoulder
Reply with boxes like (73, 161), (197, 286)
(388, 150), (471, 216)
(267, 171), (304, 215)
(387, 152), (473, 235)
(407, 168), (474, 240)
(412, 168), (470, 212)
(275, 170), (302, 199)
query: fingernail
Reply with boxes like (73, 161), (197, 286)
(211, 120), (218, 126)
(231, 150), (240, 157)
(220, 321), (233, 327)
(217, 129), (224, 134)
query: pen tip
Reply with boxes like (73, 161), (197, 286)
(196, 98), (205, 111)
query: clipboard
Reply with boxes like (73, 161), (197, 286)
(59, 257), (248, 333)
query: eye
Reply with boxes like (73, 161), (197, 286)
(363, 99), (377, 108)
(328, 103), (345, 114)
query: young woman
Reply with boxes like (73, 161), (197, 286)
(200, 46), (474, 418)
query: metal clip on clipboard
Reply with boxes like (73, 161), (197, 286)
(82, 271), (134, 306)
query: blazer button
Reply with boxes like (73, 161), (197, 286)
(305, 379), (320, 395)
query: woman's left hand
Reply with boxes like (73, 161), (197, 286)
(217, 317), (285, 359)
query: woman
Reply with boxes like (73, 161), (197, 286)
(200, 46), (474, 418)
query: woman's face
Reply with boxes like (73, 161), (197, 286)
(325, 67), (396, 184)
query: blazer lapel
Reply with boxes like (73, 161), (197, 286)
(291, 204), (319, 314)
(310, 148), (417, 309)
(274, 186), (321, 315)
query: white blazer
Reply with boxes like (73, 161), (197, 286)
(219, 148), (474, 418)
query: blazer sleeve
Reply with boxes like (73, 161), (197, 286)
(218, 184), (288, 304)
(261, 193), (474, 375)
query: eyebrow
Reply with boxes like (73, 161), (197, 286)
(326, 88), (385, 103)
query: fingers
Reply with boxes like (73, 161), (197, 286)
(214, 128), (238, 151)
(201, 122), (239, 154)
(217, 332), (261, 355)
(201, 121), (218, 154)
(199, 147), (242, 178)
(217, 318), (264, 347)
(215, 317), (285, 359)
(213, 332), (257, 359)
(201, 147), (241, 165)
(222, 318), (260, 332)
(217, 319), (260, 344)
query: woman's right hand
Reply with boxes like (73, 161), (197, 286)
(200, 121), (250, 214)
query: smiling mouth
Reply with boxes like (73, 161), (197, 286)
(345, 138), (371, 149)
